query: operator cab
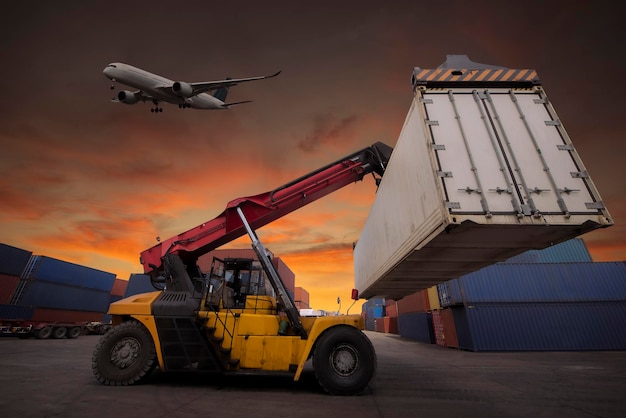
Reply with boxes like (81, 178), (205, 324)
(204, 257), (276, 312)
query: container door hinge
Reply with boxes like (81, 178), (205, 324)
(432, 144), (446, 151)
(533, 98), (548, 104)
(545, 119), (562, 126)
(446, 201), (461, 210)
(426, 119), (439, 126)
(420, 98), (433, 104)
(571, 171), (589, 179)
(557, 144), (574, 151)
(585, 201), (606, 210)
(438, 171), (453, 178)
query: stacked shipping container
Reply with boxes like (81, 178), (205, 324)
(1, 243), (119, 323)
(435, 239), (626, 351)
(395, 288), (439, 343)
(362, 298), (384, 331)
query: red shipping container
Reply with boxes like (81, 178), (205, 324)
(385, 301), (398, 318)
(295, 287), (310, 309)
(31, 308), (104, 323)
(110, 278), (128, 297)
(375, 318), (385, 332)
(440, 308), (459, 348)
(384, 317), (399, 334)
(432, 310), (445, 347)
(0, 273), (20, 304)
(397, 290), (430, 314)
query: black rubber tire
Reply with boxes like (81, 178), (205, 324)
(312, 326), (377, 395)
(67, 327), (82, 339)
(35, 326), (53, 339)
(92, 320), (157, 386)
(52, 327), (67, 339)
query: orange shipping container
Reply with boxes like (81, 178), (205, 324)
(385, 301), (398, 318)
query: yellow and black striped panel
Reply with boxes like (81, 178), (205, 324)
(411, 68), (540, 87)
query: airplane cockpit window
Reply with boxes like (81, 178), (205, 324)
(107, 64), (117, 68)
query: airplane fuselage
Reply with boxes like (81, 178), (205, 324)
(103, 63), (226, 109)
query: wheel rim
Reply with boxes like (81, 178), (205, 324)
(329, 343), (359, 377)
(110, 337), (141, 369)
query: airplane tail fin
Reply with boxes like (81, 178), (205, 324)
(213, 77), (232, 101)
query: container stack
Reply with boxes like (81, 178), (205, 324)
(435, 239), (626, 351)
(362, 298), (385, 331)
(14, 255), (116, 322)
(0, 243), (119, 323)
(396, 287), (439, 343)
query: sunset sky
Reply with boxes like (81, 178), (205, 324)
(1, 1), (624, 312)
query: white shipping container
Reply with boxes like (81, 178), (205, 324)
(354, 56), (613, 300)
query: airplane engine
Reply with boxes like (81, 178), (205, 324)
(172, 81), (193, 97)
(117, 90), (139, 104)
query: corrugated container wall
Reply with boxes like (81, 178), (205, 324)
(397, 312), (435, 343)
(501, 238), (592, 263)
(448, 262), (626, 305)
(294, 287), (310, 309)
(124, 274), (157, 297)
(110, 279), (128, 297)
(455, 302), (626, 351)
(427, 286), (441, 310)
(18, 281), (112, 312)
(354, 55), (612, 300)
(0, 304), (34, 320)
(24, 255), (115, 292)
(0, 243), (32, 276)
(31, 308), (104, 323)
(397, 290), (430, 314)
(0, 273), (20, 304)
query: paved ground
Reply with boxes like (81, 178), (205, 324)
(0, 331), (625, 417)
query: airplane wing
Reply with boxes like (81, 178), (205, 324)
(157, 71), (281, 97)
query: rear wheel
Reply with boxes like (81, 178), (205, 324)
(52, 327), (67, 339)
(35, 326), (53, 339)
(67, 326), (82, 339)
(313, 326), (376, 395)
(92, 320), (157, 386)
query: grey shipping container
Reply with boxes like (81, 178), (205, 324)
(0, 243), (32, 276)
(23, 255), (115, 292)
(453, 302), (626, 351)
(354, 55), (612, 300)
(18, 280), (112, 312)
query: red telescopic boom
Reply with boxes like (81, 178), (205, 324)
(140, 142), (393, 276)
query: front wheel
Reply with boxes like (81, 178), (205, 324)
(92, 320), (157, 386)
(313, 326), (377, 395)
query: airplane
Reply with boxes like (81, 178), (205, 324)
(102, 62), (281, 113)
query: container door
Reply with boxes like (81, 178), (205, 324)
(423, 88), (605, 218)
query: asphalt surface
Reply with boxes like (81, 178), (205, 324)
(0, 331), (625, 417)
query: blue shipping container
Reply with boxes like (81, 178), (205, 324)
(0, 243), (32, 276)
(397, 312), (435, 344)
(458, 262), (626, 304)
(124, 274), (157, 297)
(19, 280), (112, 312)
(500, 238), (592, 264)
(25, 256), (115, 292)
(437, 279), (463, 307)
(362, 298), (385, 312)
(454, 302), (626, 351)
(0, 304), (34, 320)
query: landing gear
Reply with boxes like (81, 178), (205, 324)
(151, 100), (163, 113)
(178, 103), (191, 109)
(110, 79), (115, 90)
